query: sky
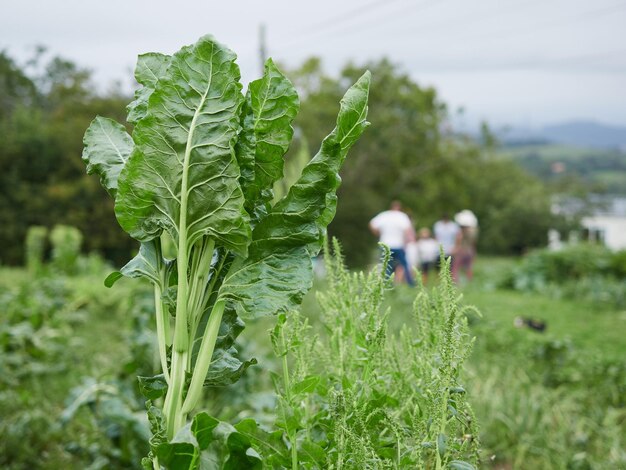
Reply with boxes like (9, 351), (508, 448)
(2, 0), (625, 130)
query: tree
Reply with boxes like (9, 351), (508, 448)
(0, 50), (134, 265)
(286, 59), (561, 265)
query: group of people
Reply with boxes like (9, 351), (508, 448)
(368, 201), (478, 285)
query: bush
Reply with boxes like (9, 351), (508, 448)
(24, 226), (48, 273)
(500, 244), (626, 308)
(50, 224), (83, 275)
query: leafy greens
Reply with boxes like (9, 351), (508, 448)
(82, 34), (370, 468)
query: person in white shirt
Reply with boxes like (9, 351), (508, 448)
(416, 227), (439, 284)
(369, 201), (415, 286)
(433, 213), (460, 267)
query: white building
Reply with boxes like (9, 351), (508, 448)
(581, 197), (626, 250)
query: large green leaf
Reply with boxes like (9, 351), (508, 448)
(257, 70), (371, 257)
(237, 59), (299, 212)
(127, 52), (171, 124)
(234, 419), (290, 467)
(221, 247), (313, 321)
(115, 35), (251, 256)
(203, 347), (257, 387)
(82, 116), (133, 197)
(104, 238), (173, 288)
(156, 413), (262, 470)
(219, 72), (370, 320)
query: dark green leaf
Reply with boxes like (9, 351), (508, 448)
(297, 438), (326, 465)
(220, 247), (312, 321)
(203, 347), (257, 387)
(218, 72), (370, 320)
(156, 441), (198, 470)
(269, 72), (370, 250)
(82, 116), (133, 197)
(240, 59), (299, 211)
(147, 402), (167, 450)
(191, 413), (220, 450)
(107, 239), (170, 287)
(138, 374), (168, 400)
(207, 421), (262, 470)
(234, 419), (290, 466)
(115, 35), (251, 256)
(104, 271), (123, 288)
(127, 52), (171, 123)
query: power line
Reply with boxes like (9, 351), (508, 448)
(436, 1), (626, 48)
(275, 0), (438, 51)
(296, 0), (405, 34)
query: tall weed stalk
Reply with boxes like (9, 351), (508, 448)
(260, 240), (480, 468)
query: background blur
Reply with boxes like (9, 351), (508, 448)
(2, 0), (626, 266)
(1, 1), (626, 469)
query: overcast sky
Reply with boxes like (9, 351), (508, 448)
(2, 0), (625, 129)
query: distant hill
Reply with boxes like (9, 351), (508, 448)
(500, 120), (626, 149)
(541, 121), (626, 149)
(500, 143), (626, 195)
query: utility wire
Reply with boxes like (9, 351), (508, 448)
(296, 0), (405, 34)
(436, 1), (626, 47)
(275, 0), (438, 51)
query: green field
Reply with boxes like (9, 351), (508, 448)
(1, 255), (624, 469)
(500, 143), (626, 194)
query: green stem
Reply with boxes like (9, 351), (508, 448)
(163, 86), (207, 437)
(189, 239), (215, 334)
(182, 299), (225, 415)
(164, 348), (188, 439)
(154, 283), (170, 384)
(280, 328), (298, 470)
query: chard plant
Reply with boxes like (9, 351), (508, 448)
(81, 34), (370, 468)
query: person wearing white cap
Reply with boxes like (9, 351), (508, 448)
(452, 210), (479, 283)
(433, 213), (460, 265)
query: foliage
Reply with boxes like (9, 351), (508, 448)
(50, 224), (83, 274)
(503, 143), (626, 195)
(0, 50), (134, 265)
(465, 301), (626, 468)
(0, 276), (72, 385)
(3, 250), (625, 469)
(0, 262), (134, 469)
(25, 225), (48, 273)
(82, 35), (370, 468)
(243, 242), (479, 469)
(499, 244), (626, 308)
(285, 59), (562, 265)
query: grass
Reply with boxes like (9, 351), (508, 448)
(1, 255), (624, 469)
(0, 266), (138, 469)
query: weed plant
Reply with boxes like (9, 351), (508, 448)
(247, 241), (480, 469)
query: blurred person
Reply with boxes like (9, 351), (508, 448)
(404, 214), (420, 281)
(452, 210), (479, 283)
(369, 200), (415, 286)
(416, 227), (439, 284)
(433, 213), (460, 267)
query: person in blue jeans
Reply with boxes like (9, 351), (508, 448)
(369, 201), (415, 286)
